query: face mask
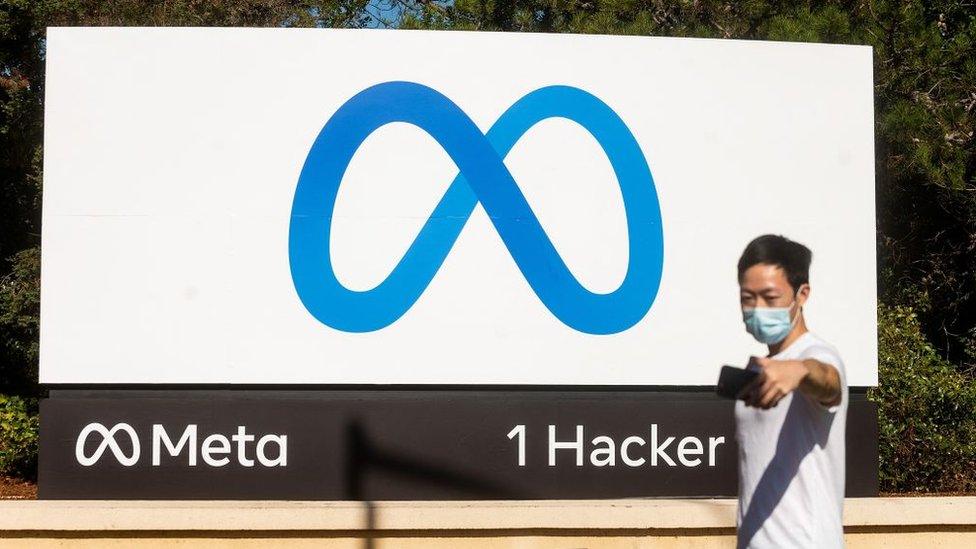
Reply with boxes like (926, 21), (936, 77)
(742, 297), (799, 345)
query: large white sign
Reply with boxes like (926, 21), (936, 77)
(40, 28), (877, 385)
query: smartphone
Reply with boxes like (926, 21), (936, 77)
(716, 365), (760, 400)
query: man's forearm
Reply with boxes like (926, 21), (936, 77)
(799, 359), (842, 406)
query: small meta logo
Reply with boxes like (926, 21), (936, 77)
(74, 423), (287, 468)
(75, 422), (140, 466)
(289, 81), (664, 335)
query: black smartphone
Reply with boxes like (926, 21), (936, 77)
(716, 365), (760, 400)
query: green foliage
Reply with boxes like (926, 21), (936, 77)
(0, 246), (39, 395)
(871, 304), (976, 492)
(0, 394), (38, 479)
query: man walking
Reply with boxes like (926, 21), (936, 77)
(735, 234), (847, 548)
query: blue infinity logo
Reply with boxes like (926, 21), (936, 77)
(289, 81), (663, 334)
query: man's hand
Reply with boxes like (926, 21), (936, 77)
(744, 357), (808, 409)
(744, 357), (842, 410)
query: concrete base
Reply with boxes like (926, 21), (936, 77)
(1, 498), (974, 548)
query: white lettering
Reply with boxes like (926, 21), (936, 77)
(152, 424), (197, 466)
(507, 425), (526, 467)
(650, 424), (676, 466)
(201, 434), (231, 467)
(708, 436), (726, 467)
(549, 425), (583, 466)
(589, 436), (616, 466)
(232, 426), (255, 467)
(621, 436), (647, 467)
(677, 436), (703, 467)
(256, 434), (287, 467)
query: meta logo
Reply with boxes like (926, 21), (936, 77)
(75, 423), (140, 466)
(289, 81), (664, 335)
(74, 423), (287, 468)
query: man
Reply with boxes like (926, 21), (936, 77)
(734, 234), (847, 549)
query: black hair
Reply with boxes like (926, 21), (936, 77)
(737, 234), (812, 291)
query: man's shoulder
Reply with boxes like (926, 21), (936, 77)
(797, 332), (842, 358)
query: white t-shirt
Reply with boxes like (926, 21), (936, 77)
(734, 331), (847, 549)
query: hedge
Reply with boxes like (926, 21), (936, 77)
(0, 395), (38, 479)
(870, 305), (976, 492)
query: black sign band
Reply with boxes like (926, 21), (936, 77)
(39, 389), (878, 499)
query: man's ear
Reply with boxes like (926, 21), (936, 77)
(796, 283), (811, 308)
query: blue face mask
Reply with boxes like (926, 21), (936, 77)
(742, 298), (799, 345)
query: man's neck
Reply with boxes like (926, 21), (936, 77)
(767, 316), (809, 356)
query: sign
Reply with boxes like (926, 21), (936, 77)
(39, 29), (880, 501)
(39, 390), (878, 499)
(40, 28), (877, 386)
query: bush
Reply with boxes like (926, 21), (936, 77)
(870, 305), (976, 493)
(0, 395), (38, 480)
(0, 247), (41, 396)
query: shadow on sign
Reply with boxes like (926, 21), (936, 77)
(343, 419), (524, 548)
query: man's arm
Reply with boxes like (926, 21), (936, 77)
(798, 358), (842, 407)
(745, 357), (842, 409)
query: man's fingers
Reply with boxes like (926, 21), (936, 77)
(759, 386), (783, 409)
(750, 389), (763, 407)
(747, 385), (765, 408)
(745, 374), (766, 406)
